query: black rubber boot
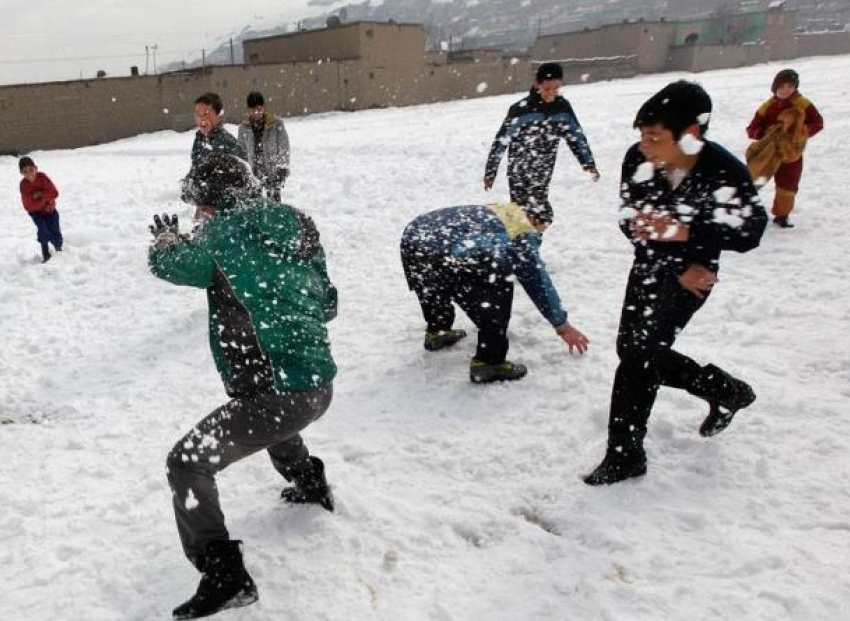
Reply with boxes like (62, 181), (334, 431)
(280, 456), (334, 512)
(583, 448), (647, 486)
(41, 243), (51, 263)
(697, 365), (756, 437)
(469, 358), (527, 384)
(773, 216), (795, 229)
(172, 540), (258, 619)
(423, 329), (467, 351)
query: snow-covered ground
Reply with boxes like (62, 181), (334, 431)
(1, 55), (849, 621)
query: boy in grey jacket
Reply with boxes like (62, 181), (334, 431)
(238, 91), (291, 201)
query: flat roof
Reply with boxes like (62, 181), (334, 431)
(243, 21), (423, 45)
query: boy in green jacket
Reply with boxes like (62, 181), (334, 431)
(149, 153), (337, 619)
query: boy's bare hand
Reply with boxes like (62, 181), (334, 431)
(679, 264), (717, 299)
(556, 323), (589, 355)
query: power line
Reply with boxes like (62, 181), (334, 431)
(0, 49), (201, 65)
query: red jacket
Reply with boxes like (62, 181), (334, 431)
(20, 172), (59, 214)
(746, 92), (823, 141)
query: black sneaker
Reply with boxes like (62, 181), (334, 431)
(699, 381), (756, 437)
(773, 216), (795, 228)
(469, 358), (527, 384)
(173, 541), (258, 620)
(424, 329), (467, 351)
(583, 450), (647, 486)
(281, 456), (334, 512)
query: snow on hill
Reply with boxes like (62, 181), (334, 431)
(1, 55), (848, 620)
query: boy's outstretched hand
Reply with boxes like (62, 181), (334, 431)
(556, 323), (589, 355)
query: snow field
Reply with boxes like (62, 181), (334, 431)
(1, 55), (849, 620)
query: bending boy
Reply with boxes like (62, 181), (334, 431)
(401, 202), (588, 383)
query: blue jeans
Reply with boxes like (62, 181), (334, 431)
(30, 210), (63, 249)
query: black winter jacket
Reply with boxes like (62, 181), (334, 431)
(619, 140), (767, 273)
(485, 88), (596, 184)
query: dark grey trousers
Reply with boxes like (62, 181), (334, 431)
(166, 384), (333, 567)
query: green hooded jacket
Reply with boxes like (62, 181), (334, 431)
(149, 199), (337, 395)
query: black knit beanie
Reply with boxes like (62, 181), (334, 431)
(18, 156), (35, 171)
(182, 153), (257, 207)
(536, 62), (563, 82)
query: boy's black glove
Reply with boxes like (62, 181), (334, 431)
(149, 214), (185, 249)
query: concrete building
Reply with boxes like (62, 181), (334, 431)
(243, 21), (426, 68)
(532, 20), (676, 75)
(532, 5), (803, 77)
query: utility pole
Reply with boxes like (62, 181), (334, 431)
(230, 38), (235, 65)
(202, 49), (206, 68)
(145, 45), (150, 74)
(151, 45), (158, 74)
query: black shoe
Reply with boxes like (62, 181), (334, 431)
(583, 450), (647, 486)
(280, 456), (334, 512)
(699, 374), (756, 437)
(424, 329), (467, 351)
(773, 216), (795, 228)
(41, 243), (51, 263)
(173, 541), (258, 619)
(469, 358), (527, 384)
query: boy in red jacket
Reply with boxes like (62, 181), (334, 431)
(19, 156), (63, 262)
(746, 69), (824, 228)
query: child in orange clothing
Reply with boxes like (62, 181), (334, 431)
(19, 156), (63, 262)
(746, 69), (823, 228)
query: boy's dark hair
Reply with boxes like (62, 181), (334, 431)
(536, 62), (563, 82)
(633, 80), (712, 140)
(246, 91), (265, 108)
(18, 156), (35, 171)
(195, 92), (223, 114)
(772, 69), (799, 93)
(182, 153), (257, 207)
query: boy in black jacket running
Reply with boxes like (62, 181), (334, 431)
(584, 81), (767, 486)
(484, 62), (599, 225)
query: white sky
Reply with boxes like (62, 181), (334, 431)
(0, 0), (349, 85)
